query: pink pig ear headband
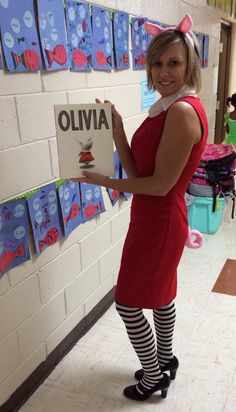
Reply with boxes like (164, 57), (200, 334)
(145, 14), (194, 49)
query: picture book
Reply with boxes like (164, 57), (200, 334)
(54, 103), (114, 179)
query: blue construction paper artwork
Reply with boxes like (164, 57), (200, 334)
(195, 32), (204, 67)
(121, 167), (132, 200)
(107, 151), (122, 206)
(80, 183), (106, 222)
(131, 17), (147, 70)
(58, 180), (82, 238)
(203, 34), (209, 68)
(27, 182), (62, 255)
(92, 5), (114, 71)
(0, 199), (30, 277)
(37, 0), (69, 71)
(65, 0), (93, 71)
(0, 0), (42, 72)
(113, 11), (129, 69)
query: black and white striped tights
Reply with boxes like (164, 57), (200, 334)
(116, 301), (176, 391)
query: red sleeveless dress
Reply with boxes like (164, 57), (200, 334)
(115, 97), (208, 309)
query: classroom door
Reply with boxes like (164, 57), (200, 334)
(214, 22), (231, 143)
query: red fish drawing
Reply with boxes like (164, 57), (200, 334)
(38, 227), (59, 252)
(73, 50), (92, 68)
(45, 44), (67, 67)
(118, 53), (129, 66)
(96, 50), (112, 67)
(0, 244), (25, 273)
(84, 202), (103, 218)
(134, 53), (146, 67)
(64, 203), (80, 226)
(12, 49), (40, 71)
(111, 190), (120, 200)
(79, 151), (94, 165)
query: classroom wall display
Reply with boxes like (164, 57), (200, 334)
(0, 0), (42, 72)
(0, 199), (30, 277)
(203, 34), (209, 68)
(107, 151), (122, 205)
(36, 0), (69, 71)
(113, 11), (129, 69)
(54, 103), (114, 179)
(80, 183), (106, 222)
(91, 5), (114, 70)
(195, 32), (204, 67)
(27, 182), (63, 255)
(58, 180), (83, 238)
(131, 17), (147, 70)
(65, 0), (93, 71)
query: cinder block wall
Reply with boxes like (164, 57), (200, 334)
(0, 0), (234, 405)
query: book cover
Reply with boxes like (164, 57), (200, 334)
(54, 103), (114, 178)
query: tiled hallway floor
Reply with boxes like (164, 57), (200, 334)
(20, 205), (236, 412)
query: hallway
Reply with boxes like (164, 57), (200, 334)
(19, 203), (236, 412)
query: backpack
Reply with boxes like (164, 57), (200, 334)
(190, 144), (236, 217)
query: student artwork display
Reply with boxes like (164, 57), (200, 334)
(131, 17), (147, 70)
(92, 5), (114, 70)
(203, 34), (209, 68)
(58, 180), (82, 238)
(54, 103), (114, 179)
(0, 0), (42, 72)
(80, 183), (105, 222)
(27, 182), (62, 255)
(0, 199), (30, 277)
(195, 32), (204, 67)
(65, 0), (93, 71)
(107, 151), (122, 205)
(37, 0), (69, 71)
(113, 11), (129, 69)
(0, 49), (3, 69)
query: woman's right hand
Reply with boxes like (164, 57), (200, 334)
(95, 98), (124, 138)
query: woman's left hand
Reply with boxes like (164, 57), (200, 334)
(71, 171), (108, 187)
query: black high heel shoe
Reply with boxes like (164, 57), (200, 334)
(124, 373), (170, 401)
(134, 356), (179, 381)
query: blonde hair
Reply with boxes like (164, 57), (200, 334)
(146, 30), (201, 93)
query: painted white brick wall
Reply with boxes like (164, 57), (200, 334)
(0, 0), (235, 406)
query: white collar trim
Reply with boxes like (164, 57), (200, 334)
(149, 87), (197, 118)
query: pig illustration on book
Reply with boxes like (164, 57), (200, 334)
(78, 138), (95, 168)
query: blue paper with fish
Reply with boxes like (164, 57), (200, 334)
(0, 199), (30, 277)
(65, 0), (93, 71)
(131, 17), (147, 70)
(27, 182), (62, 255)
(92, 5), (114, 71)
(203, 34), (209, 68)
(0, 0), (42, 72)
(58, 180), (82, 238)
(113, 11), (129, 69)
(37, 0), (69, 71)
(195, 32), (204, 67)
(80, 183), (106, 222)
(107, 151), (122, 206)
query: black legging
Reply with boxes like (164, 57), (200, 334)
(116, 301), (176, 390)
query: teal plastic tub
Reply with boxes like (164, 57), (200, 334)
(188, 196), (226, 234)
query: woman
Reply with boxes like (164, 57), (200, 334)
(74, 14), (208, 401)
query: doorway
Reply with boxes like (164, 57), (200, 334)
(214, 21), (231, 143)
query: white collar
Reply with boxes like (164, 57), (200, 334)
(148, 87), (197, 118)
